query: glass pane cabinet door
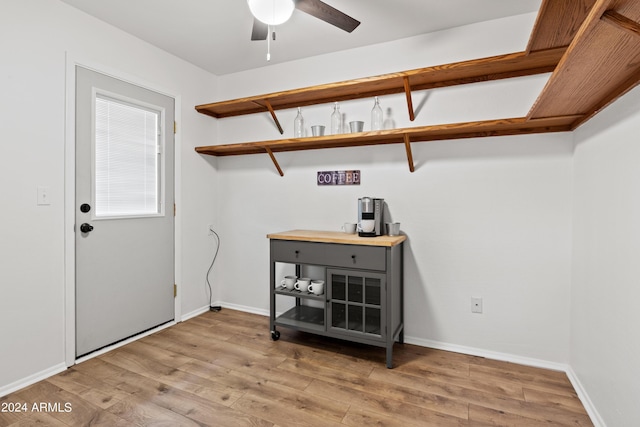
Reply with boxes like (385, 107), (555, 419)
(331, 302), (346, 329)
(328, 269), (385, 339)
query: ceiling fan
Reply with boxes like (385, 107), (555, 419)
(248, 0), (361, 41)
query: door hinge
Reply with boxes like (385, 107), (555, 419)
(173, 121), (177, 134)
(174, 284), (177, 298)
(173, 203), (176, 216)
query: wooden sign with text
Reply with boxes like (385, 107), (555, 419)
(317, 170), (360, 186)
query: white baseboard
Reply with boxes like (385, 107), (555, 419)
(181, 304), (212, 321)
(404, 336), (569, 372)
(565, 366), (606, 427)
(0, 363), (67, 398)
(216, 301), (269, 317)
(180, 301), (270, 322)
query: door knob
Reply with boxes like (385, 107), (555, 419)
(80, 223), (94, 233)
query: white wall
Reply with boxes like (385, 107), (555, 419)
(0, 0), (218, 393)
(214, 13), (574, 365)
(11, 4), (633, 421)
(571, 85), (640, 426)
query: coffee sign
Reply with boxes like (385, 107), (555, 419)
(317, 170), (360, 186)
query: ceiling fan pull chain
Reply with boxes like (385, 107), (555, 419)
(267, 24), (272, 61)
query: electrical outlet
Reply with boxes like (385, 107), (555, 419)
(471, 297), (483, 314)
(37, 186), (51, 206)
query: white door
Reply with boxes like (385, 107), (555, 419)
(75, 66), (175, 357)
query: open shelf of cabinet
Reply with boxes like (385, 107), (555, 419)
(275, 306), (325, 333)
(274, 288), (325, 301)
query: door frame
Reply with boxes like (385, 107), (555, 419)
(64, 53), (183, 367)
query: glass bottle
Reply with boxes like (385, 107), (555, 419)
(383, 108), (396, 130)
(371, 96), (383, 131)
(294, 107), (304, 137)
(341, 112), (349, 134)
(330, 102), (341, 135)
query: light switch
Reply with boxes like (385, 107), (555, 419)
(37, 186), (51, 206)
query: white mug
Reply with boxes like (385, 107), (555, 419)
(281, 275), (297, 290)
(308, 280), (325, 295)
(341, 222), (357, 234)
(294, 278), (311, 292)
(359, 219), (375, 233)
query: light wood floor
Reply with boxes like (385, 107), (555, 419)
(0, 309), (593, 426)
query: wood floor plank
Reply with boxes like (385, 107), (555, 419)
(306, 378), (470, 426)
(523, 387), (591, 414)
(469, 363), (578, 397)
(467, 394), (593, 426)
(278, 358), (469, 419)
(343, 404), (468, 427)
(99, 348), (245, 407)
(238, 377), (351, 424)
(369, 365), (525, 404)
(7, 412), (70, 426)
(394, 345), (478, 374)
(470, 356), (572, 384)
(45, 367), (128, 409)
(0, 309), (593, 427)
(231, 389), (345, 427)
(106, 394), (202, 426)
(231, 331), (379, 378)
(469, 403), (561, 426)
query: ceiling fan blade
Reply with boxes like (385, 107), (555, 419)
(251, 18), (268, 40)
(295, 0), (360, 33)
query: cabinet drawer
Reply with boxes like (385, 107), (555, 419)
(271, 240), (385, 271)
(271, 240), (325, 265)
(324, 244), (385, 271)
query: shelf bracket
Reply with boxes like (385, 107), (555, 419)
(600, 10), (640, 38)
(403, 76), (416, 121)
(264, 146), (284, 176)
(403, 133), (415, 173)
(264, 99), (284, 135)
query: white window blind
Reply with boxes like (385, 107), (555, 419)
(95, 95), (160, 217)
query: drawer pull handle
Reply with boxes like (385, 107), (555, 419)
(295, 250), (299, 258)
(351, 255), (356, 263)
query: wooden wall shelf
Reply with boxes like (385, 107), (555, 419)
(528, 0), (640, 128)
(195, 47), (565, 128)
(194, 0), (640, 176)
(195, 116), (580, 175)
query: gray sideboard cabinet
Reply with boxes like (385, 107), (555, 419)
(267, 230), (405, 368)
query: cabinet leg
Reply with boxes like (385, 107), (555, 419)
(386, 345), (393, 369)
(399, 328), (404, 344)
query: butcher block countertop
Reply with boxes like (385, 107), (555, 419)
(267, 229), (406, 247)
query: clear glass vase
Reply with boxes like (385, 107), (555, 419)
(383, 107), (396, 130)
(294, 107), (304, 137)
(371, 96), (383, 131)
(330, 102), (341, 135)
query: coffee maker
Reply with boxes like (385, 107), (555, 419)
(358, 197), (384, 237)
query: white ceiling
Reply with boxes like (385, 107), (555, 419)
(59, 0), (542, 76)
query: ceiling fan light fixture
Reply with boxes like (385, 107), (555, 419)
(247, 0), (295, 26)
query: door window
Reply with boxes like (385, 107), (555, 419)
(94, 94), (162, 218)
